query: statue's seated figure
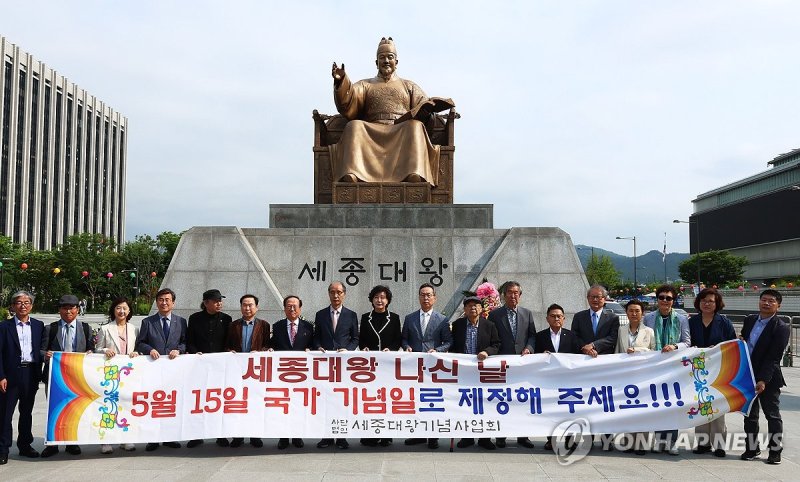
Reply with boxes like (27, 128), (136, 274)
(313, 37), (456, 204)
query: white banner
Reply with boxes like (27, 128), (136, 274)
(45, 340), (756, 444)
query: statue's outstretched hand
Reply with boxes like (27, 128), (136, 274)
(332, 62), (346, 82)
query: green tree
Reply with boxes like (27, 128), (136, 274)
(678, 250), (748, 286)
(56, 233), (124, 310)
(585, 255), (621, 289)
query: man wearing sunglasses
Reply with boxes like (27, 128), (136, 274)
(643, 284), (690, 455)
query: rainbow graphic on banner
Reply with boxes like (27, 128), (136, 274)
(46, 352), (100, 442)
(711, 340), (757, 413)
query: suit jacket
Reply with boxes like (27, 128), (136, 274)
(401, 310), (452, 352)
(313, 306), (359, 351)
(450, 317), (500, 355)
(271, 318), (315, 351)
(95, 322), (140, 355)
(226, 318), (270, 352)
(134, 313), (187, 355)
(0, 317), (45, 385)
(534, 327), (582, 354)
(41, 319), (96, 385)
(487, 306), (536, 354)
(742, 314), (790, 388)
(688, 313), (736, 348)
(571, 309), (620, 354)
(615, 324), (656, 353)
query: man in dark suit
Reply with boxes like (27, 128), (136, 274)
(570, 284), (619, 450)
(186, 289), (232, 449)
(227, 294), (270, 449)
(402, 283), (451, 449)
(134, 287), (187, 452)
(0, 291), (45, 464)
(535, 303), (582, 451)
(314, 281), (358, 449)
(452, 296), (501, 450)
(740, 289), (790, 465)
(40, 294), (96, 458)
(271, 295), (314, 449)
(487, 281), (536, 449)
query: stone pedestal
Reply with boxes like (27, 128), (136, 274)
(162, 205), (589, 327)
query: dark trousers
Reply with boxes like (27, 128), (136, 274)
(655, 429), (678, 448)
(744, 383), (782, 453)
(0, 365), (39, 454)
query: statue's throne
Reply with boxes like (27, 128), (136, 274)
(312, 109), (458, 204)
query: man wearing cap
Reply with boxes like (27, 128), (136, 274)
(314, 281), (358, 450)
(134, 287), (187, 452)
(186, 289), (232, 448)
(451, 296), (501, 450)
(40, 294), (96, 458)
(0, 291), (46, 464)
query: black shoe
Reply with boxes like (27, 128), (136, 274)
(603, 443), (614, 452)
(495, 437), (506, 448)
(635, 449), (647, 456)
(335, 439), (349, 449)
(65, 445), (81, 455)
(740, 449), (761, 461)
(278, 438), (290, 450)
(292, 438), (304, 448)
(713, 449), (726, 458)
(544, 440), (553, 451)
(405, 438), (426, 445)
(0, 454), (7, 465)
(250, 438), (263, 448)
(18, 447), (39, 458)
(378, 438), (392, 447)
(230, 438), (244, 448)
(40, 446), (59, 458)
(186, 439), (203, 448)
(162, 441), (181, 449)
(215, 438), (230, 447)
(517, 437), (534, 449)
(693, 444), (712, 454)
(145, 443), (159, 452)
(766, 452), (782, 465)
(427, 439), (439, 449)
(477, 439), (496, 451)
(317, 439), (333, 448)
(456, 438), (475, 449)
(360, 438), (378, 447)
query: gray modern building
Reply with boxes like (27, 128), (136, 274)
(689, 148), (800, 283)
(0, 35), (127, 250)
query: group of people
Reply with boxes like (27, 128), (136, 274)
(0, 281), (790, 466)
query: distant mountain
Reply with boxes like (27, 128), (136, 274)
(575, 245), (690, 285)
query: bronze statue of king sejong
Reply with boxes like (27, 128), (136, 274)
(330, 37), (454, 186)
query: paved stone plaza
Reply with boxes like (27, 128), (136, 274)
(0, 317), (797, 482)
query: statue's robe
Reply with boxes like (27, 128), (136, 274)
(330, 73), (439, 185)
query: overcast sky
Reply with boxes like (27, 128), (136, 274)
(3, 1), (799, 254)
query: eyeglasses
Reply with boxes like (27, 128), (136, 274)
(548, 314), (565, 319)
(328, 290), (344, 295)
(700, 299), (716, 304)
(419, 293), (434, 298)
(657, 295), (674, 302)
(760, 298), (779, 305)
(588, 295), (604, 300)
(14, 301), (32, 306)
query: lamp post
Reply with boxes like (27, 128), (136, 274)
(121, 268), (139, 297)
(615, 236), (637, 291)
(674, 219), (700, 284)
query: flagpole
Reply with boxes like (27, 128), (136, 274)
(663, 232), (667, 282)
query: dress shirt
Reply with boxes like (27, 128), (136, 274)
(465, 321), (478, 355)
(287, 318), (299, 341)
(420, 310), (432, 334)
(628, 327), (639, 348)
(241, 319), (254, 352)
(60, 319), (77, 352)
(550, 329), (561, 352)
(15, 317), (34, 362)
(747, 316), (772, 354)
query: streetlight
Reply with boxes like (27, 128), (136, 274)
(121, 268), (139, 297)
(674, 219), (700, 284)
(615, 236), (637, 291)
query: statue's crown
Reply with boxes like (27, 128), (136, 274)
(377, 37), (396, 54)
